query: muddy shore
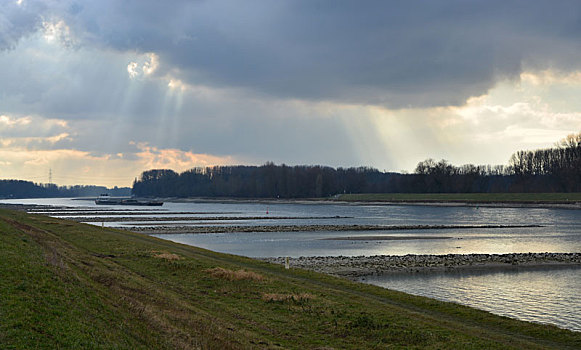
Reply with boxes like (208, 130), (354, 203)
(260, 253), (581, 278)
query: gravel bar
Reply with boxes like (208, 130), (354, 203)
(124, 223), (541, 234)
(74, 215), (350, 223)
(260, 253), (581, 278)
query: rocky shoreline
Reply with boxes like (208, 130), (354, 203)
(69, 215), (349, 223)
(123, 223), (541, 234)
(260, 253), (581, 278)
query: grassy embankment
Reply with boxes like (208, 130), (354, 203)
(1, 208), (579, 349)
(338, 193), (581, 204)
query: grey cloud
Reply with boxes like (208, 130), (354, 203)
(0, 1), (42, 50)
(58, 93), (369, 168)
(44, 0), (581, 108)
(5, 1), (581, 108)
(0, 35), (166, 121)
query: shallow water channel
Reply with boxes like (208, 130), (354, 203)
(361, 266), (581, 332)
(3, 197), (581, 332)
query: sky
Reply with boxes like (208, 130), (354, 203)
(1, 0), (581, 187)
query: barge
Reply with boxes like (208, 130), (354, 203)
(95, 194), (163, 206)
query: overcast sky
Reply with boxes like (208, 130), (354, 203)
(1, 0), (581, 187)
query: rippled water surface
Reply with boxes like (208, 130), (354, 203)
(362, 267), (581, 332)
(6, 197), (580, 257)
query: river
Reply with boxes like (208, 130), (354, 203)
(2, 197), (580, 331)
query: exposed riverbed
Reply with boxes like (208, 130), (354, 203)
(261, 252), (581, 277)
(121, 223), (542, 234)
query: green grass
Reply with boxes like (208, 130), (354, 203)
(1, 209), (579, 349)
(337, 193), (581, 203)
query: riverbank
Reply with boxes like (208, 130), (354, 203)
(146, 195), (581, 210)
(2, 208), (579, 349)
(261, 253), (581, 278)
(335, 193), (581, 209)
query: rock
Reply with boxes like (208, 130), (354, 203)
(259, 253), (581, 278)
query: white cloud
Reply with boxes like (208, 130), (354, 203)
(0, 115), (31, 126)
(521, 70), (581, 86)
(134, 142), (236, 171)
(42, 19), (75, 47)
(143, 53), (158, 75)
(127, 53), (159, 79)
(127, 61), (139, 78)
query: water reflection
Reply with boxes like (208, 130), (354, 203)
(4, 198), (579, 257)
(362, 267), (581, 332)
(154, 227), (581, 258)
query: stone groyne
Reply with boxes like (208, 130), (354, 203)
(124, 223), (540, 234)
(261, 253), (581, 278)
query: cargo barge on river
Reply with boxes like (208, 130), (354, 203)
(95, 194), (163, 206)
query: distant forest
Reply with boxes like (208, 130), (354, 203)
(0, 181), (131, 199)
(132, 133), (581, 198)
(2, 133), (579, 199)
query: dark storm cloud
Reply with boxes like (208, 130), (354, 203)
(39, 0), (581, 108)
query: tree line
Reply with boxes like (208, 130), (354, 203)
(3, 133), (579, 199)
(132, 132), (581, 198)
(0, 180), (131, 199)
(132, 164), (394, 198)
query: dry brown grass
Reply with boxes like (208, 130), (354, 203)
(261, 293), (314, 303)
(152, 251), (182, 261)
(206, 267), (265, 282)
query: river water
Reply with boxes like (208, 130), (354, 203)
(362, 267), (581, 332)
(2, 197), (580, 331)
